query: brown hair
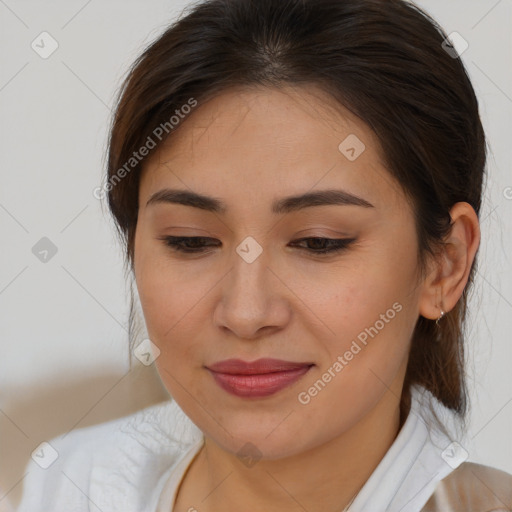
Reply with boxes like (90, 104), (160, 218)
(105, 0), (486, 429)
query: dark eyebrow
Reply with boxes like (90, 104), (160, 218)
(272, 189), (374, 213)
(146, 188), (374, 213)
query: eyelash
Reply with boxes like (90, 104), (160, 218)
(158, 236), (356, 256)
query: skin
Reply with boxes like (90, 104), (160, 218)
(133, 84), (480, 512)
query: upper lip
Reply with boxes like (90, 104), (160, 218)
(207, 358), (313, 375)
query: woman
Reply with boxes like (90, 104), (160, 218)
(17, 0), (512, 510)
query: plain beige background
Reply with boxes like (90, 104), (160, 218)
(1, 0), (511, 509)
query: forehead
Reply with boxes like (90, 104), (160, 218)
(139, 84), (404, 214)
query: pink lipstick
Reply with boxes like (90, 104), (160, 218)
(207, 358), (313, 398)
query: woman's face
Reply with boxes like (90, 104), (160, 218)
(134, 84), (428, 459)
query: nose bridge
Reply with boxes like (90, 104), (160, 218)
(229, 237), (271, 302)
(213, 237), (286, 337)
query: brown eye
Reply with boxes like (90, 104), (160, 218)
(158, 236), (220, 253)
(289, 237), (356, 255)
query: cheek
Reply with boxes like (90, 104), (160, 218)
(303, 268), (412, 347)
(306, 240), (418, 377)
(134, 244), (189, 347)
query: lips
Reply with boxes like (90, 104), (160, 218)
(207, 358), (313, 398)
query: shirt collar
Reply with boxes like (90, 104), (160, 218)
(350, 384), (466, 512)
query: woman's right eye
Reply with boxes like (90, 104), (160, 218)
(157, 236), (220, 253)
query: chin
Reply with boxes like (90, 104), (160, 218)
(206, 418), (312, 462)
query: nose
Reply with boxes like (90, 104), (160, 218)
(213, 246), (291, 340)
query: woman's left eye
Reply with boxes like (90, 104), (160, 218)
(158, 236), (355, 255)
(289, 237), (356, 254)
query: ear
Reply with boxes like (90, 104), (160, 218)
(418, 202), (481, 320)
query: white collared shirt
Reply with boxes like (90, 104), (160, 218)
(16, 384), (466, 512)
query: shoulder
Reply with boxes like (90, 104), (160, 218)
(422, 462), (512, 512)
(17, 399), (202, 512)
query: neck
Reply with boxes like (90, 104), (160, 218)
(179, 389), (405, 512)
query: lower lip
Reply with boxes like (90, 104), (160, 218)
(208, 366), (312, 398)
